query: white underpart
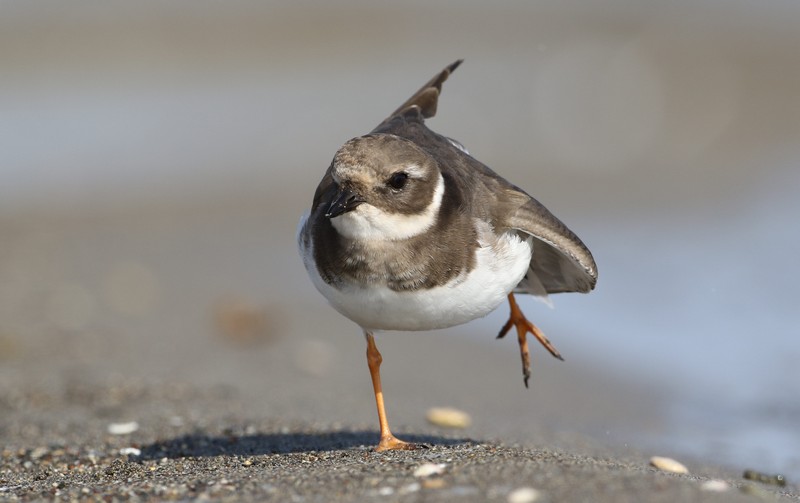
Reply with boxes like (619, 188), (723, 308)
(330, 173), (445, 241)
(300, 218), (533, 331)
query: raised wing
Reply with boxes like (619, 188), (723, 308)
(507, 198), (598, 295)
(374, 59), (463, 130)
(370, 59), (597, 296)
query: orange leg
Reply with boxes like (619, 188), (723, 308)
(365, 331), (419, 451)
(497, 293), (563, 387)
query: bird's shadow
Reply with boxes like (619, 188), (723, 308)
(138, 430), (470, 460)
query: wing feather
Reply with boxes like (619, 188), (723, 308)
(355, 58), (597, 296)
(374, 59), (463, 130)
(507, 198), (597, 294)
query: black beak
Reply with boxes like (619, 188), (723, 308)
(325, 187), (364, 218)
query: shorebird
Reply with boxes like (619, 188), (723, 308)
(299, 60), (597, 450)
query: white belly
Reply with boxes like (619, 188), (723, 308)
(301, 217), (533, 332)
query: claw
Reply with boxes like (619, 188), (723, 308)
(498, 293), (564, 386)
(497, 317), (513, 340)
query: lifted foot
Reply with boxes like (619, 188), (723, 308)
(497, 293), (564, 387)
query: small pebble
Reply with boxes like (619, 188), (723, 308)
(376, 487), (394, 496)
(399, 482), (421, 494)
(29, 447), (49, 460)
(649, 456), (688, 474)
(108, 421), (139, 435)
(426, 407), (471, 429)
(700, 479), (729, 492)
(119, 447), (141, 456)
(508, 487), (542, 503)
(743, 469), (787, 487)
(413, 462), (447, 478)
(422, 478), (447, 489)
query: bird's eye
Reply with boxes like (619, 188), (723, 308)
(387, 172), (409, 190)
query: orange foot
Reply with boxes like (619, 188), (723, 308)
(497, 293), (564, 387)
(365, 332), (430, 452)
(375, 434), (427, 452)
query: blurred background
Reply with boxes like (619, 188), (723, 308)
(1, 1), (798, 476)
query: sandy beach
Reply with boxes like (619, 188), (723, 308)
(3, 2), (800, 500)
(1, 306), (797, 501)
(0, 208), (797, 501)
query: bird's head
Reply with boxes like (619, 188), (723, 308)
(325, 134), (444, 241)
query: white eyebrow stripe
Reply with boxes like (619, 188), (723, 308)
(403, 164), (426, 178)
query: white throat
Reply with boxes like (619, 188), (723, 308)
(330, 173), (444, 241)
